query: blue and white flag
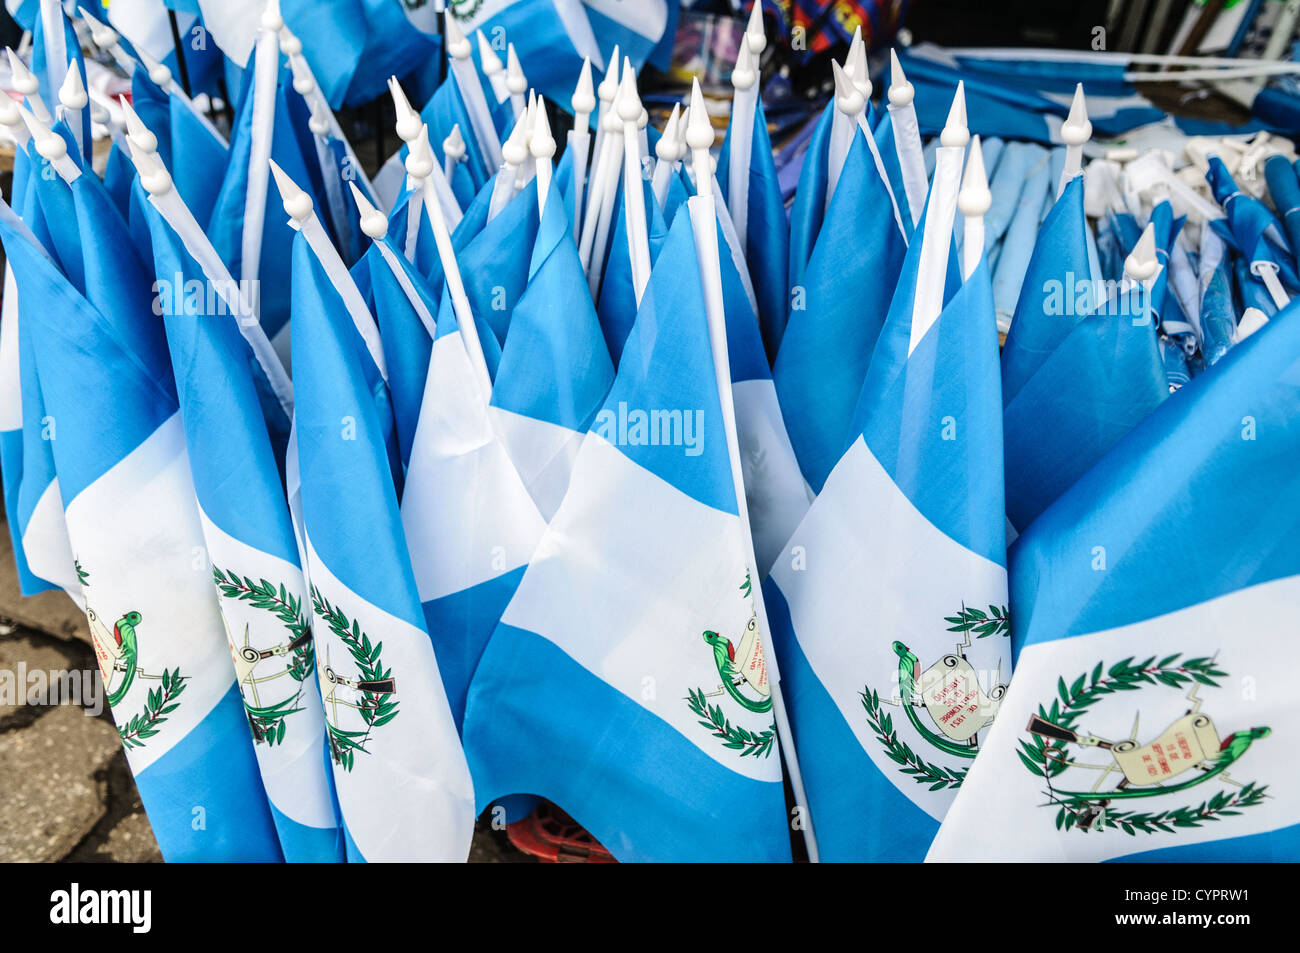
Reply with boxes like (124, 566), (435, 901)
(767, 147), (1010, 861)
(1000, 175), (1093, 404)
(580, 0), (670, 74)
(1002, 247), (1167, 535)
(719, 94), (791, 361)
(0, 176), (283, 862)
(290, 231), (475, 861)
(930, 305), (1300, 861)
(787, 102), (833, 300)
(139, 190), (345, 861)
(490, 186), (614, 522)
(1205, 155), (1299, 311)
(462, 208), (791, 862)
(774, 127), (907, 495)
(32, 0), (91, 162)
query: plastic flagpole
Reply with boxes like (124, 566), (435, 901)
(960, 137), (992, 282)
(6, 50), (53, 124)
(349, 182), (439, 341)
(570, 58), (595, 238)
(886, 50), (927, 230)
(79, 8), (137, 75)
(506, 44), (528, 121)
(443, 124), (467, 185)
(533, 98), (556, 216)
(289, 53), (355, 258)
(445, 15), (504, 170)
(619, 63), (651, 305)
(477, 30), (510, 105)
(585, 99), (626, 295)
(1057, 85), (1091, 198)
(584, 50), (620, 237)
(651, 104), (684, 211)
(56, 66), (86, 160)
(685, 79), (820, 863)
(488, 113), (530, 221)
(825, 60), (861, 214)
(268, 159), (389, 383)
(727, 41), (757, 256)
(241, 9), (282, 309)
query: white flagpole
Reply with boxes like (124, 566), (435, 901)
(446, 16), (504, 170)
(242, 14), (281, 302)
(886, 50), (927, 230)
(959, 137), (991, 282)
(6, 49), (54, 124)
(825, 60), (861, 214)
(289, 54), (355, 259)
(908, 91), (966, 356)
(17, 99), (81, 184)
(443, 124), (467, 185)
(651, 104), (684, 211)
(56, 65), (87, 160)
(269, 159), (389, 383)
(1057, 84), (1092, 197)
(488, 114), (530, 222)
(686, 80), (820, 863)
(585, 101), (626, 295)
(477, 30), (510, 105)
(505, 44), (528, 120)
(726, 41), (757, 256)
(79, 7), (137, 75)
(583, 51), (620, 245)
(391, 77), (428, 263)
(570, 59), (595, 239)
(619, 64), (651, 305)
(533, 99), (556, 216)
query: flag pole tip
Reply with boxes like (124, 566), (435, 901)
(958, 136), (991, 217)
(1125, 224), (1158, 281)
(391, 79), (421, 143)
(477, 31), (503, 74)
(279, 27), (302, 56)
(261, 0), (284, 33)
(686, 79), (713, 151)
(405, 125), (435, 180)
(349, 182), (388, 239)
(573, 58), (596, 116)
(617, 64), (642, 122)
(6, 49), (37, 95)
(1237, 307), (1269, 339)
(1062, 84), (1092, 147)
(531, 98), (556, 158)
(888, 49), (914, 107)
(845, 29), (871, 99)
(503, 111), (530, 166)
(732, 42), (757, 91)
(443, 123), (466, 161)
(78, 8), (118, 49)
(746, 2), (768, 54)
(506, 44), (527, 95)
(831, 60), (864, 117)
(119, 95), (159, 154)
(597, 46), (621, 103)
(269, 159), (313, 221)
(445, 15), (471, 59)
(940, 81), (969, 148)
(58, 67), (87, 112)
(656, 103), (683, 161)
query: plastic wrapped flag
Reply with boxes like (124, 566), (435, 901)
(774, 119), (907, 495)
(767, 138), (1010, 861)
(930, 303), (1300, 862)
(462, 209), (791, 862)
(1205, 155), (1299, 312)
(0, 170), (282, 862)
(289, 227), (475, 862)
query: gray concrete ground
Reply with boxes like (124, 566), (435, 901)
(0, 512), (526, 862)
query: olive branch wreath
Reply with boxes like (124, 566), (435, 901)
(944, 604), (1010, 639)
(118, 668), (186, 749)
(311, 587), (398, 772)
(686, 688), (775, 758)
(1020, 654), (1269, 834)
(213, 567), (315, 747)
(860, 687), (968, 790)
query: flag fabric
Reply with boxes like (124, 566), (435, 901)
(490, 186), (615, 523)
(1002, 262), (1167, 535)
(462, 206), (791, 862)
(0, 172), (283, 862)
(718, 95), (791, 361)
(767, 151), (1010, 860)
(138, 189), (345, 861)
(930, 304), (1300, 862)
(1265, 155), (1300, 261)
(991, 147), (1052, 336)
(596, 178), (670, 365)
(1000, 175), (1093, 405)
(787, 102), (834, 299)
(1198, 226), (1238, 366)
(290, 230), (475, 862)
(32, 0), (92, 162)
(774, 128), (908, 495)
(580, 0), (670, 73)
(1205, 156), (1300, 308)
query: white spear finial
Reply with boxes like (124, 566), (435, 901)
(406, 124), (435, 180)
(888, 49), (914, 107)
(136, 48), (173, 91)
(349, 181), (389, 240)
(390, 77), (422, 145)
(1058, 83), (1091, 196)
(656, 103), (682, 162)
(478, 30), (503, 76)
(261, 0), (284, 32)
(831, 60), (864, 118)
(279, 27), (302, 56)
(617, 62), (641, 124)
(307, 93), (330, 137)
(958, 135), (991, 280)
(445, 13), (471, 59)
(269, 158), (314, 223)
(746, 2), (767, 55)
(1236, 307), (1269, 340)
(6, 49), (50, 122)
(79, 7), (119, 49)
(573, 57), (595, 117)
(125, 132), (173, 196)
(686, 78), (714, 153)
(506, 43), (527, 96)
(1124, 223), (1159, 283)
(502, 108), (530, 167)
(443, 124), (466, 163)
(289, 53), (315, 96)
(732, 41), (757, 91)
(18, 106), (66, 162)
(532, 97), (556, 158)
(0, 90), (22, 130)
(59, 66), (88, 112)
(940, 81), (969, 148)
(118, 95), (159, 155)
(844, 26), (871, 101)
(597, 47), (620, 106)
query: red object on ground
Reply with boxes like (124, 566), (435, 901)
(506, 801), (616, 863)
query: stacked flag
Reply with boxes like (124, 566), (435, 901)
(0, 0), (1296, 864)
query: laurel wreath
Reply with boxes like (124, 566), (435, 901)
(686, 688), (775, 758)
(75, 560), (89, 586)
(311, 587), (398, 772)
(1020, 654), (1268, 834)
(861, 687), (968, 790)
(944, 604), (1010, 639)
(449, 0), (482, 22)
(117, 668), (186, 750)
(213, 567), (314, 747)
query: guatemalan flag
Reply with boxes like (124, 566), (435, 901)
(774, 123), (908, 495)
(290, 230), (475, 861)
(138, 188), (345, 861)
(462, 207), (791, 862)
(929, 300), (1300, 862)
(766, 142), (1011, 861)
(0, 176), (283, 862)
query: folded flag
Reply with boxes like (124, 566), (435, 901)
(930, 302), (1300, 862)
(462, 208), (792, 862)
(289, 229), (475, 862)
(991, 146), (1051, 335)
(0, 169), (283, 861)
(1198, 226), (1238, 366)
(774, 126), (907, 495)
(1205, 155), (1299, 308)
(767, 140), (1010, 861)
(138, 183), (345, 861)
